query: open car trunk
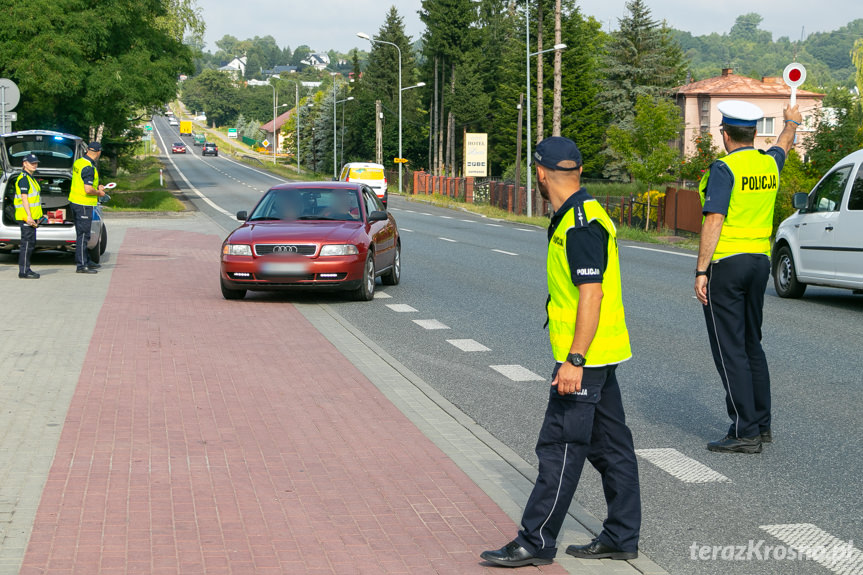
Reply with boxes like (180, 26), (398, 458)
(2, 174), (75, 227)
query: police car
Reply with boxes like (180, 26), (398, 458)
(0, 131), (108, 262)
(773, 149), (863, 297)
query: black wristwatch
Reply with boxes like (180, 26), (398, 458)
(695, 270), (708, 277)
(567, 353), (586, 367)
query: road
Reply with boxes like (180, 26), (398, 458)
(153, 116), (863, 575)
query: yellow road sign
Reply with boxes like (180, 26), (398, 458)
(393, 158), (408, 164)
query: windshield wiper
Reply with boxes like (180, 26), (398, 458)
(248, 216), (281, 221)
(297, 215), (345, 221)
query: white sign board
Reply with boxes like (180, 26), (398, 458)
(464, 133), (488, 178)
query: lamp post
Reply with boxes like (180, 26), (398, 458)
(331, 74), (354, 178)
(271, 81), (277, 164)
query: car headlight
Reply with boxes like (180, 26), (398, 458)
(223, 244), (252, 256)
(319, 244), (359, 256)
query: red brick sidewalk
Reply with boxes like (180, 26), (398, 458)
(20, 229), (564, 574)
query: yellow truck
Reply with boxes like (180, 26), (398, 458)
(179, 120), (192, 136)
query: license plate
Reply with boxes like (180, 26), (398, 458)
(259, 262), (309, 275)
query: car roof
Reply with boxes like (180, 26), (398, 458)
(344, 162), (385, 170)
(1, 129), (82, 141)
(833, 149), (863, 166)
(268, 181), (363, 192)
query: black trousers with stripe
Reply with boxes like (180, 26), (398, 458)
(702, 253), (772, 439)
(515, 364), (641, 558)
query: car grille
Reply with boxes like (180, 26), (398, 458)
(255, 244), (317, 256)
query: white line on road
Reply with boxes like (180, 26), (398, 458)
(625, 245), (697, 259)
(438, 237), (457, 243)
(490, 365), (544, 382)
(759, 524), (862, 574)
(635, 448), (731, 483)
(447, 339), (491, 352)
(492, 249), (518, 256)
(439, 215), (453, 219)
(460, 219), (477, 223)
(373, 292), (393, 299)
(419, 212), (433, 216)
(400, 228), (414, 232)
(515, 228), (536, 233)
(485, 223), (503, 228)
(385, 304), (418, 313)
(413, 319), (450, 330)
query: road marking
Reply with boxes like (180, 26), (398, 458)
(515, 228), (536, 233)
(439, 215), (453, 219)
(385, 304), (418, 313)
(400, 228), (414, 232)
(490, 365), (544, 382)
(635, 448), (730, 483)
(412, 319), (450, 330)
(460, 219), (477, 223)
(759, 524), (862, 573)
(419, 212), (433, 216)
(492, 249), (518, 256)
(373, 292), (392, 299)
(485, 223), (503, 228)
(438, 237), (457, 243)
(447, 339), (490, 352)
(404, 209), (416, 213)
(625, 245), (697, 259)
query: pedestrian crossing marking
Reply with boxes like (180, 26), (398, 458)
(447, 339), (490, 352)
(635, 448), (731, 483)
(490, 365), (544, 382)
(760, 523), (863, 574)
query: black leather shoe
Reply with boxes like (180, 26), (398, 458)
(760, 429), (772, 443)
(707, 434), (762, 454)
(76, 267), (98, 274)
(88, 263), (102, 269)
(565, 539), (637, 560)
(480, 541), (552, 567)
(18, 271), (40, 279)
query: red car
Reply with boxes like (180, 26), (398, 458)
(171, 142), (186, 154)
(220, 182), (401, 301)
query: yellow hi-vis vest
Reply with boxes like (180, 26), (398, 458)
(547, 199), (632, 367)
(699, 149), (779, 261)
(70, 156), (99, 206)
(13, 172), (43, 221)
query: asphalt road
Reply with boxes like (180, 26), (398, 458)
(153, 116), (863, 575)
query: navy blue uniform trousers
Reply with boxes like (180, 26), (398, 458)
(515, 364), (641, 558)
(70, 203), (94, 270)
(703, 253), (772, 438)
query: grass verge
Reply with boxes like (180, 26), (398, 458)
(107, 156), (185, 212)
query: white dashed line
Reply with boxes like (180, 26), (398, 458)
(400, 228), (414, 232)
(460, 219), (477, 223)
(404, 209), (416, 213)
(492, 249), (518, 256)
(412, 319), (450, 330)
(485, 223), (503, 228)
(759, 524), (862, 574)
(438, 237), (457, 243)
(490, 365), (544, 382)
(447, 339), (490, 352)
(625, 245), (697, 259)
(385, 304), (418, 313)
(373, 292), (393, 299)
(419, 212), (433, 216)
(635, 449), (731, 483)
(439, 215), (453, 219)
(515, 228), (536, 233)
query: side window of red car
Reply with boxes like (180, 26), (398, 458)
(362, 188), (378, 218)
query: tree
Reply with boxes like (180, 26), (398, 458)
(181, 69), (239, 127)
(854, 39), (863, 110)
(680, 132), (721, 182)
(805, 88), (863, 177)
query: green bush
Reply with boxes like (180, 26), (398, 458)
(774, 150), (817, 230)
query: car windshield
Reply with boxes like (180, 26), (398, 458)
(249, 188), (361, 222)
(174, 142), (184, 147)
(4, 136), (77, 170)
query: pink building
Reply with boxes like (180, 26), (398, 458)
(674, 68), (825, 157)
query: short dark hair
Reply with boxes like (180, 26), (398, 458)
(722, 124), (756, 144)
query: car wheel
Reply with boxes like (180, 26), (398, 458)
(773, 245), (806, 298)
(99, 225), (108, 255)
(352, 253), (375, 301)
(220, 278), (246, 300)
(381, 242), (401, 285)
(88, 234), (101, 264)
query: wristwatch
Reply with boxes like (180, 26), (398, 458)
(567, 352), (586, 367)
(695, 270), (708, 277)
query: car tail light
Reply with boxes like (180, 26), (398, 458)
(345, 177), (350, 182)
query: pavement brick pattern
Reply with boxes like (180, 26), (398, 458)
(19, 228), (564, 574)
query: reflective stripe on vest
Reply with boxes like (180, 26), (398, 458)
(546, 199), (632, 366)
(699, 149), (778, 260)
(14, 172), (43, 221)
(70, 157), (99, 206)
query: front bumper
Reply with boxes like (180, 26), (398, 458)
(220, 254), (365, 291)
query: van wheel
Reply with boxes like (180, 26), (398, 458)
(773, 246), (806, 298)
(99, 225), (108, 255)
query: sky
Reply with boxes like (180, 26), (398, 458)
(199, 0), (860, 55)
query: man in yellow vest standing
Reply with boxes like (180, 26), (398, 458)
(695, 101), (801, 453)
(14, 154), (44, 279)
(69, 142), (106, 274)
(481, 137), (640, 568)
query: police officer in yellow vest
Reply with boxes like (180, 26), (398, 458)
(482, 138), (640, 568)
(695, 101), (801, 454)
(69, 141), (106, 274)
(14, 154), (44, 279)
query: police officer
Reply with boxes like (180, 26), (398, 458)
(481, 137), (641, 568)
(695, 100), (802, 453)
(14, 154), (43, 279)
(69, 142), (106, 274)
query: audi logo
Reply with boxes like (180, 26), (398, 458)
(273, 245), (299, 253)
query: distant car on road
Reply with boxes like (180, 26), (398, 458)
(171, 142), (186, 154)
(773, 148), (863, 297)
(202, 142), (218, 157)
(220, 182), (401, 301)
(339, 162), (388, 206)
(168, 117), (179, 127)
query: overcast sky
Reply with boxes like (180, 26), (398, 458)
(200, 0), (859, 55)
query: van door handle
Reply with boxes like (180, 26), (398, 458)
(825, 225), (834, 231)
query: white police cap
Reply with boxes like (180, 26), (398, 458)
(718, 100), (764, 128)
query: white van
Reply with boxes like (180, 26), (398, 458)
(772, 149), (863, 297)
(339, 162), (388, 206)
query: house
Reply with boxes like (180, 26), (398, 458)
(263, 65), (298, 77)
(674, 68), (825, 157)
(218, 56), (247, 78)
(300, 53), (330, 71)
(259, 108), (296, 152)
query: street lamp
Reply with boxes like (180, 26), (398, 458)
(297, 101), (314, 174)
(270, 75), (282, 164)
(334, 96), (354, 178)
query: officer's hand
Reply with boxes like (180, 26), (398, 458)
(552, 362), (583, 396)
(98, 184), (105, 192)
(784, 104), (803, 126)
(98, 190), (106, 197)
(26, 217), (35, 227)
(695, 276), (708, 305)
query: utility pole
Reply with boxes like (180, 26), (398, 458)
(375, 100), (383, 165)
(515, 93), (524, 196)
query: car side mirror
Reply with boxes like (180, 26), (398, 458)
(236, 211), (248, 221)
(792, 193), (809, 211)
(368, 210), (388, 222)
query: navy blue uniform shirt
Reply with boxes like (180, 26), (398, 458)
(548, 188), (609, 286)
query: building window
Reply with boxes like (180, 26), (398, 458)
(756, 117), (775, 136)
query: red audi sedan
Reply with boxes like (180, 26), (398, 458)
(220, 182), (401, 300)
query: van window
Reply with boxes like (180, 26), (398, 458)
(848, 166), (863, 211)
(349, 167), (384, 180)
(810, 165), (852, 213)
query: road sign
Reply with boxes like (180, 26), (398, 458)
(393, 158), (408, 164)
(0, 78), (20, 134)
(262, 139), (270, 148)
(145, 124), (152, 131)
(783, 63), (807, 107)
(4, 112), (16, 122)
(227, 128), (238, 139)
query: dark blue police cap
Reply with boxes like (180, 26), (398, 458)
(533, 136), (582, 171)
(87, 142), (102, 152)
(23, 153), (40, 164)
